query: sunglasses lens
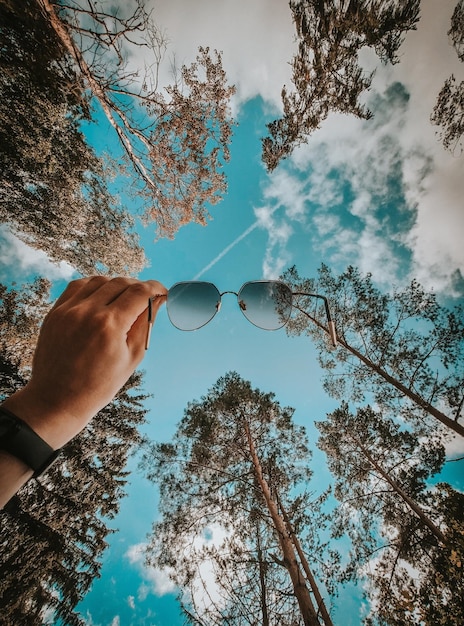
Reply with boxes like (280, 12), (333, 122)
(238, 281), (292, 330)
(167, 282), (220, 331)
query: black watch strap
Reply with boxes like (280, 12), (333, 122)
(0, 406), (60, 476)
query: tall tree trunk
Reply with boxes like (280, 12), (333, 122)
(346, 431), (447, 545)
(256, 524), (270, 626)
(297, 307), (464, 437)
(38, 0), (157, 191)
(244, 422), (321, 626)
(278, 497), (334, 626)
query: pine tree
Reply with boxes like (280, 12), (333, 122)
(39, 0), (235, 238)
(143, 372), (335, 626)
(0, 278), (52, 371)
(0, 373), (149, 626)
(0, 0), (146, 275)
(262, 0), (421, 170)
(317, 404), (463, 625)
(281, 264), (464, 437)
(0, 279), (150, 624)
(364, 486), (464, 626)
(431, 0), (464, 155)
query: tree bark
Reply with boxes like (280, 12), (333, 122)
(278, 498), (334, 626)
(256, 526), (270, 626)
(297, 307), (464, 437)
(244, 422), (321, 626)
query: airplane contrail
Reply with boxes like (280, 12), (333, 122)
(192, 200), (285, 281)
(192, 220), (260, 280)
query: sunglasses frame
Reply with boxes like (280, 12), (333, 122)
(146, 281), (337, 349)
(166, 280), (294, 332)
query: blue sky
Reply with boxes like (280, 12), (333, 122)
(1, 1), (464, 624)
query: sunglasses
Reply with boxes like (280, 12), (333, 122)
(146, 280), (337, 349)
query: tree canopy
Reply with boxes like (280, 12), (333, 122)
(431, 0), (464, 155)
(317, 403), (464, 625)
(281, 264), (464, 437)
(262, 0), (421, 170)
(1, 0), (236, 276)
(0, 280), (150, 624)
(40, 0), (236, 239)
(431, 74), (464, 154)
(0, 0), (147, 275)
(142, 372), (335, 626)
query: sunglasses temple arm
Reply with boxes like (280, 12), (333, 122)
(146, 294), (169, 349)
(292, 292), (337, 348)
(145, 297), (154, 350)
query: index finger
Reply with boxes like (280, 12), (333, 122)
(51, 277), (105, 310)
(110, 280), (168, 331)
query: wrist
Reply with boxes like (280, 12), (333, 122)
(0, 406), (61, 476)
(1, 384), (77, 450)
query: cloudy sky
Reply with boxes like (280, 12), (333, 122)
(147, 0), (464, 293)
(2, 1), (463, 625)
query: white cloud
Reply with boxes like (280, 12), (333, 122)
(0, 226), (76, 282)
(81, 611), (128, 626)
(229, 0), (462, 294)
(126, 524), (235, 619)
(388, 0), (464, 292)
(145, 0), (295, 111)
(125, 543), (177, 597)
(127, 595), (135, 610)
(263, 170), (311, 223)
(254, 205), (293, 278)
(133, 0), (463, 294)
(176, 523), (234, 618)
(312, 1), (463, 292)
(443, 433), (464, 458)
(82, 611), (100, 626)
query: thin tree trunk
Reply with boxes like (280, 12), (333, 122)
(256, 526), (270, 626)
(346, 432), (447, 545)
(297, 307), (464, 437)
(278, 498), (334, 626)
(244, 422), (321, 626)
(38, 0), (157, 191)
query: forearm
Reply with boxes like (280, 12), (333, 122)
(0, 277), (166, 508)
(0, 390), (62, 508)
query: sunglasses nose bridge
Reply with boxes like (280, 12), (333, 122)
(219, 290), (239, 298)
(217, 290), (240, 316)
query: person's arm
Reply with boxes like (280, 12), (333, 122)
(0, 276), (167, 507)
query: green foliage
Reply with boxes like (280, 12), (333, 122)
(262, 0), (421, 170)
(282, 264), (464, 431)
(0, 0), (146, 275)
(364, 484), (464, 626)
(0, 372), (148, 625)
(142, 372), (334, 625)
(431, 0), (464, 154)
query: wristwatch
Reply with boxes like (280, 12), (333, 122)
(0, 406), (60, 477)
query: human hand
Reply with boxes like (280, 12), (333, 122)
(2, 277), (167, 449)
